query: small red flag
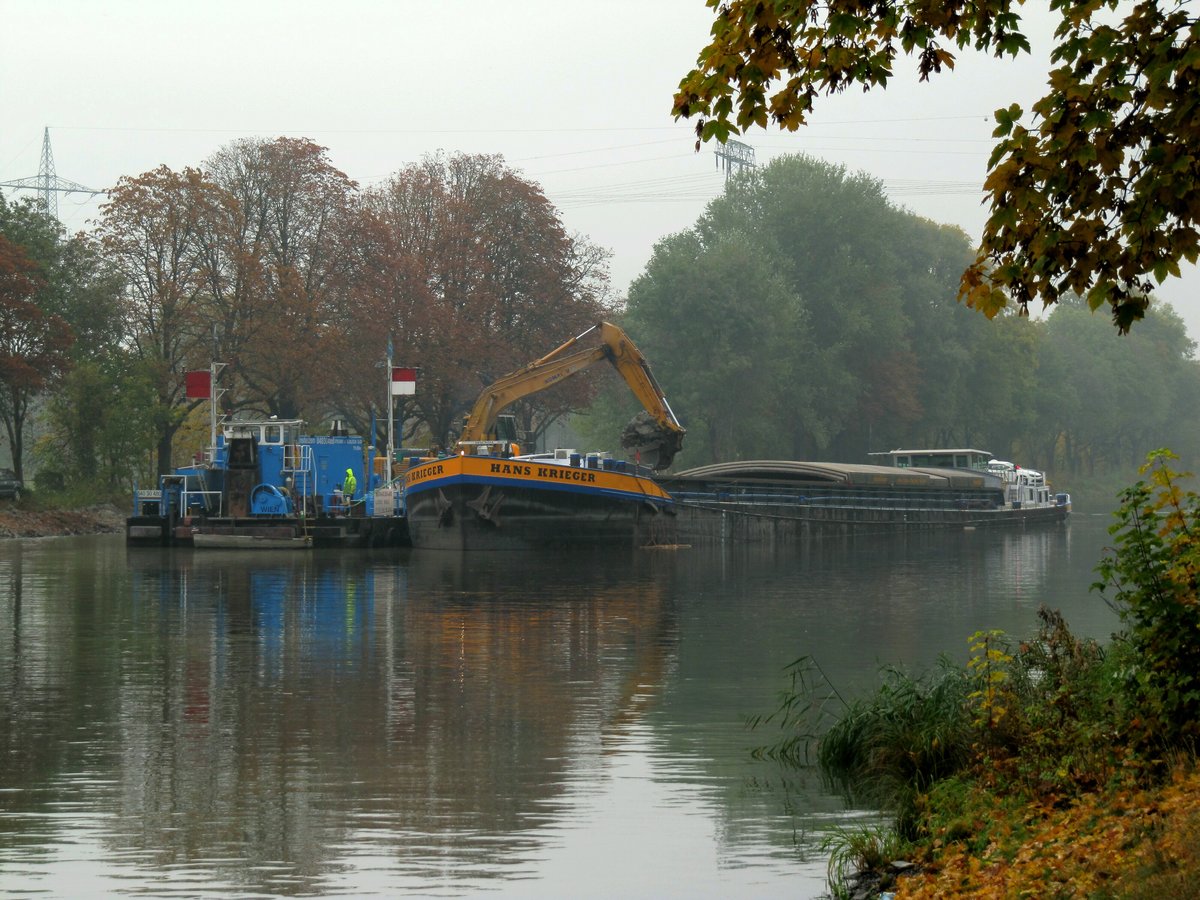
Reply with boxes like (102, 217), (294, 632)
(185, 370), (211, 400)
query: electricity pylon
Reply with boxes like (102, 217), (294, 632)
(714, 139), (756, 182)
(0, 127), (102, 220)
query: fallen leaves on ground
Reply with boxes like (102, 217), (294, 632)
(897, 768), (1200, 900)
(898, 765), (1200, 899)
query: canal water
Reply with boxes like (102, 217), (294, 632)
(1, 515), (1119, 898)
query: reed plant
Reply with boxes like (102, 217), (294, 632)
(816, 661), (974, 839)
(821, 823), (911, 899)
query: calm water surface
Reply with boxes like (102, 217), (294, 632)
(0, 516), (1118, 898)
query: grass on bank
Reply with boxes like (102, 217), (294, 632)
(756, 450), (1200, 898)
(12, 475), (132, 512)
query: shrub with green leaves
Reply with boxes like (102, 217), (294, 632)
(1094, 449), (1200, 755)
(750, 455), (1200, 893)
(1002, 608), (1126, 794)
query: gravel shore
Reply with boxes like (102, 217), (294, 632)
(0, 504), (127, 538)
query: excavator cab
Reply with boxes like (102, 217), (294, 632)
(494, 415), (520, 444)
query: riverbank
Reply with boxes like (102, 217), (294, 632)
(0, 503), (126, 538)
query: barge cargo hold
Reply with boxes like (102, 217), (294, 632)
(662, 451), (1070, 543)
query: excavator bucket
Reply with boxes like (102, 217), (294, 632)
(620, 411), (685, 471)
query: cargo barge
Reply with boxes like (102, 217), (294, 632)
(662, 449), (1070, 543)
(402, 322), (687, 552)
(130, 334), (1067, 551)
(403, 450), (675, 551)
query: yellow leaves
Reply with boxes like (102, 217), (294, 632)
(958, 264), (1009, 321)
(900, 765), (1200, 899)
(967, 630), (1015, 732)
(776, 104), (809, 131)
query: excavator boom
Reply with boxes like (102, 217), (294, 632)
(458, 322), (685, 469)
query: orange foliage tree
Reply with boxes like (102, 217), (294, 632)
(342, 153), (613, 448)
(90, 143), (614, 464)
(94, 166), (228, 474)
(203, 137), (358, 421)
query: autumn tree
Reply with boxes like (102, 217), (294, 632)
(673, 1), (1200, 332)
(0, 196), (122, 485)
(348, 153), (612, 449)
(0, 197), (124, 362)
(332, 187), (433, 445)
(93, 165), (228, 474)
(0, 235), (73, 479)
(202, 137), (357, 421)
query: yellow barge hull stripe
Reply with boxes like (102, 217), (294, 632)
(405, 456), (673, 503)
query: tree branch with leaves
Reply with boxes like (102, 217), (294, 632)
(674, 0), (1200, 332)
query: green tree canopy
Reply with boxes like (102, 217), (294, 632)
(1036, 298), (1198, 475)
(674, 1), (1200, 333)
(625, 229), (806, 464)
(614, 154), (1009, 466)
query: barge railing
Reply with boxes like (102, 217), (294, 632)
(666, 481), (1007, 512)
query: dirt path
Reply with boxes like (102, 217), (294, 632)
(0, 504), (127, 538)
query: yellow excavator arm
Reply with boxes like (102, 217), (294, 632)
(458, 322), (685, 469)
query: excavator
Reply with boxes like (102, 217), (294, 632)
(456, 322), (686, 470)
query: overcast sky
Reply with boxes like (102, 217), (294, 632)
(4, 0), (1199, 342)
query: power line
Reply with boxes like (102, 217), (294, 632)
(42, 114), (987, 136)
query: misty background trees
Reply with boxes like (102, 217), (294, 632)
(1, 142), (1198, 501)
(582, 155), (1200, 483)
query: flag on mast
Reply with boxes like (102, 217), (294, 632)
(185, 370), (212, 399)
(390, 367), (416, 395)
